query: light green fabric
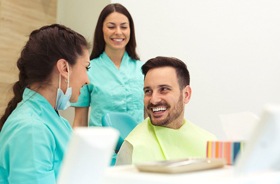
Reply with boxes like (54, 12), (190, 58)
(72, 52), (144, 126)
(126, 118), (217, 164)
(0, 88), (72, 184)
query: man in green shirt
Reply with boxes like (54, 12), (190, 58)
(116, 56), (216, 165)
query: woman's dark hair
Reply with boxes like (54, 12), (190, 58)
(142, 56), (190, 90)
(90, 3), (139, 60)
(0, 24), (89, 130)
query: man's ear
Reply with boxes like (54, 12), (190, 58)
(56, 59), (69, 79)
(183, 85), (192, 104)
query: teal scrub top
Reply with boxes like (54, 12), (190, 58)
(0, 88), (72, 184)
(72, 52), (144, 126)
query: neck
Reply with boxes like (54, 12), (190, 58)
(105, 48), (125, 68)
(166, 113), (185, 129)
(30, 82), (57, 109)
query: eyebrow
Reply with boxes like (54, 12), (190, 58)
(143, 87), (150, 91)
(143, 84), (171, 90)
(107, 22), (128, 25)
(158, 84), (171, 88)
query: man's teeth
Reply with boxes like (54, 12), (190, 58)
(152, 107), (166, 112)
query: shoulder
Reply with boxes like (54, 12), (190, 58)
(3, 108), (54, 138)
(1, 116), (55, 150)
(135, 59), (144, 68)
(129, 57), (143, 66)
(8, 116), (52, 134)
(129, 118), (149, 133)
(185, 120), (217, 140)
(124, 52), (143, 64)
(126, 118), (152, 142)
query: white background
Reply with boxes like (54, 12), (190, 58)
(58, 0), (280, 138)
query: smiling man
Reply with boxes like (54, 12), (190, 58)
(116, 56), (216, 165)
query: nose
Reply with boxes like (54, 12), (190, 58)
(149, 92), (161, 105)
(115, 27), (122, 35)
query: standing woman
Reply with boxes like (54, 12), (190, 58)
(72, 3), (144, 127)
(0, 24), (90, 183)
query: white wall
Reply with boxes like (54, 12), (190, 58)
(114, 0), (280, 138)
(58, 0), (280, 138)
(57, 0), (110, 44)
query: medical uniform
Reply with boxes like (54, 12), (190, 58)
(72, 52), (144, 126)
(116, 118), (217, 165)
(0, 88), (72, 184)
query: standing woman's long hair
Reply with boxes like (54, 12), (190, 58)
(90, 3), (139, 60)
(0, 24), (89, 131)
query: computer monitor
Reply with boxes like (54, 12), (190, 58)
(57, 127), (119, 184)
(235, 104), (280, 174)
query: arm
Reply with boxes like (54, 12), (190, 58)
(72, 107), (89, 127)
(8, 123), (56, 184)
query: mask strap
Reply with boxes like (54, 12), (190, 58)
(58, 73), (62, 89)
(58, 62), (70, 89)
(66, 63), (70, 88)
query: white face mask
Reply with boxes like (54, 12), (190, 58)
(55, 63), (72, 110)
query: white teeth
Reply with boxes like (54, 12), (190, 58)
(113, 38), (123, 42)
(152, 107), (166, 112)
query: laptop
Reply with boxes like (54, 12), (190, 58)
(57, 127), (119, 184)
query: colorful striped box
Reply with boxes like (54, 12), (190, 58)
(206, 141), (244, 165)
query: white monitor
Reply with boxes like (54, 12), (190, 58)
(57, 127), (119, 184)
(235, 104), (280, 174)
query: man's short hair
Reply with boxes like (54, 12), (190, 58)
(142, 56), (190, 90)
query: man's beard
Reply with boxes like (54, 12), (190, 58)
(147, 93), (184, 127)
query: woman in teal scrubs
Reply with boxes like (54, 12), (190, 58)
(72, 3), (144, 128)
(0, 24), (90, 184)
